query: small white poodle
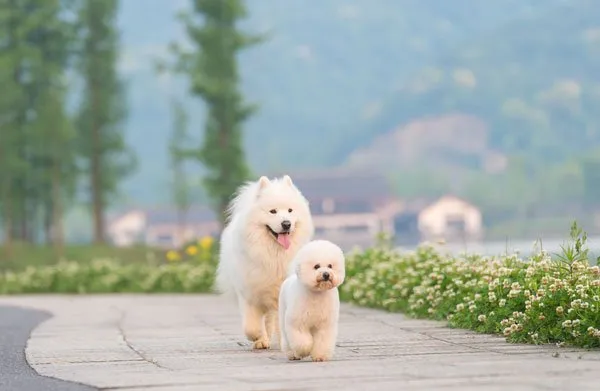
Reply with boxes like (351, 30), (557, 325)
(278, 240), (345, 362)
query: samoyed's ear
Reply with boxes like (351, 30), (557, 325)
(258, 176), (271, 191)
(283, 175), (293, 187)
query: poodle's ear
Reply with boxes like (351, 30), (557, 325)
(282, 175), (293, 187)
(258, 176), (271, 191)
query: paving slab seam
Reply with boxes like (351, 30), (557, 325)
(345, 307), (567, 357)
(117, 309), (173, 371)
(344, 308), (504, 355)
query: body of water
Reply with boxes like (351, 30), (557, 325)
(397, 236), (600, 262)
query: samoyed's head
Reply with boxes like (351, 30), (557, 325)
(292, 240), (345, 291)
(242, 175), (313, 250)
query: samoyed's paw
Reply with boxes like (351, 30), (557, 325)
(252, 338), (270, 350)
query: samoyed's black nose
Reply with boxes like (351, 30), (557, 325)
(281, 220), (291, 231)
(322, 272), (330, 281)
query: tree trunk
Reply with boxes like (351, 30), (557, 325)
(218, 124), (230, 231)
(90, 85), (104, 244)
(2, 193), (13, 258)
(44, 198), (53, 245)
(51, 159), (64, 255)
(177, 207), (186, 247)
(19, 200), (28, 242)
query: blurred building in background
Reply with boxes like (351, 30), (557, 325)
(107, 172), (483, 250)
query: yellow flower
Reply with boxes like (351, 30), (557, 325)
(186, 245), (198, 256)
(166, 250), (181, 262)
(199, 236), (214, 250)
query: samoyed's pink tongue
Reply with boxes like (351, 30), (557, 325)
(277, 234), (291, 250)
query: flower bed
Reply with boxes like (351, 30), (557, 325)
(340, 223), (600, 348)
(0, 237), (218, 294)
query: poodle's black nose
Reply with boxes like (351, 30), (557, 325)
(322, 272), (330, 281)
(281, 220), (291, 231)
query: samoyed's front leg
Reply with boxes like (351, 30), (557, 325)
(265, 310), (279, 348)
(241, 302), (269, 349)
(310, 323), (337, 362)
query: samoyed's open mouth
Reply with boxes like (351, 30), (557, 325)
(266, 226), (292, 250)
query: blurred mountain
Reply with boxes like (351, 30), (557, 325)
(115, 0), (586, 205)
(350, 0), (600, 169)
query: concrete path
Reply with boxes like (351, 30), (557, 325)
(0, 305), (96, 391)
(0, 294), (599, 391)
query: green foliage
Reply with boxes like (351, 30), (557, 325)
(0, 235), (218, 293)
(0, 0), (80, 247)
(167, 0), (264, 225)
(169, 97), (191, 219)
(0, 242), (163, 272)
(0, 259), (216, 294)
(75, 0), (136, 243)
(341, 222), (600, 348)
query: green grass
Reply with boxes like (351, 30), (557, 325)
(0, 242), (163, 271)
(0, 238), (217, 294)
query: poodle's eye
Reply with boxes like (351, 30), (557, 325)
(313, 264), (320, 270)
(328, 264), (333, 269)
(288, 208), (293, 213)
(269, 209), (277, 214)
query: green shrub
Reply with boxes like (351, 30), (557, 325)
(0, 259), (216, 294)
(0, 235), (220, 294)
(340, 222), (600, 348)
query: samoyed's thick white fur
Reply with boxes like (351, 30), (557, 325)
(216, 174), (314, 350)
(278, 240), (345, 362)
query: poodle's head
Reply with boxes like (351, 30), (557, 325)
(292, 240), (345, 291)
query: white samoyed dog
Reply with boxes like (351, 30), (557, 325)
(216, 175), (314, 350)
(278, 240), (345, 362)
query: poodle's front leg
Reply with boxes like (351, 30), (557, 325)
(310, 322), (338, 362)
(287, 327), (313, 360)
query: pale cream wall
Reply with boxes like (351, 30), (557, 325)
(107, 211), (146, 246)
(418, 196), (482, 237)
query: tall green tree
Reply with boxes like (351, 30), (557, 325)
(0, 0), (78, 250)
(33, 86), (78, 252)
(76, 0), (135, 244)
(169, 97), (191, 238)
(170, 0), (263, 227)
(30, 0), (80, 249)
(0, 0), (39, 243)
(0, 6), (22, 252)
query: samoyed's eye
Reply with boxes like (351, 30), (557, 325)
(328, 264), (332, 269)
(288, 208), (293, 213)
(269, 209), (277, 214)
(313, 264), (320, 270)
